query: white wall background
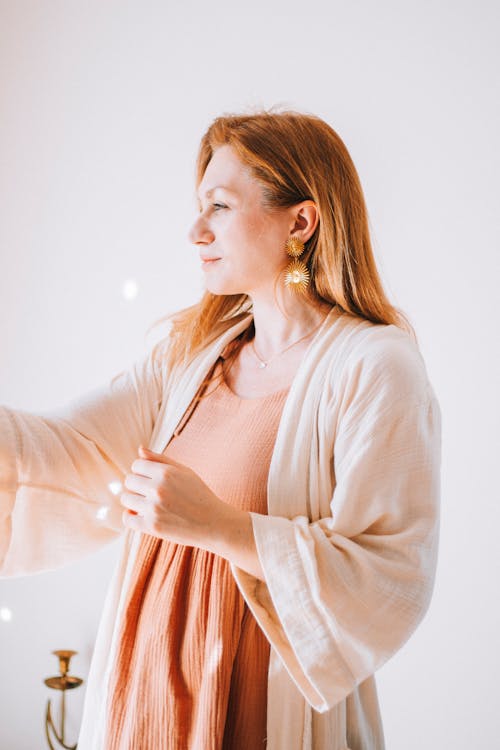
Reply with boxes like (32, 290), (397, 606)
(0, 1), (498, 748)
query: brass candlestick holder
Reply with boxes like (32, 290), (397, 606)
(44, 650), (83, 750)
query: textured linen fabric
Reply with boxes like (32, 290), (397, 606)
(0, 305), (442, 750)
(105, 358), (290, 749)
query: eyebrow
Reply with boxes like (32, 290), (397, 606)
(196, 185), (238, 200)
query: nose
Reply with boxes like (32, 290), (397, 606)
(188, 214), (214, 246)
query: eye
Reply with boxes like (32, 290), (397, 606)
(197, 202), (228, 215)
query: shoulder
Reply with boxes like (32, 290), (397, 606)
(323, 314), (436, 417)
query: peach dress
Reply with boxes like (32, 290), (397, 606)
(105, 356), (291, 750)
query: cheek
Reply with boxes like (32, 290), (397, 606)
(237, 213), (271, 249)
(219, 211), (284, 272)
(243, 211), (269, 238)
(246, 211), (287, 257)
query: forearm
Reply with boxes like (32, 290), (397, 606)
(122, 447), (267, 581)
(209, 506), (266, 582)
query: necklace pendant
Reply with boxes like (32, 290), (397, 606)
(258, 361), (267, 369)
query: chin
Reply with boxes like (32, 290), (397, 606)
(204, 280), (247, 297)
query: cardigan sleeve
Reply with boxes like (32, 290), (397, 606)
(0, 337), (170, 578)
(231, 334), (442, 712)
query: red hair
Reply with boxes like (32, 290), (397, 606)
(150, 109), (414, 376)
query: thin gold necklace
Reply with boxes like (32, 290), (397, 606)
(250, 319), (325, 369)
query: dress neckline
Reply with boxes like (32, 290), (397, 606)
(217, 358), (291, 402)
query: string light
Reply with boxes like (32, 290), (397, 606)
(95, 506), (109, 521)
(0, 607), (13, 623)
(95, 481), (124, 522)
(122, 279), (138, 301)
(108, 480), (122, 496)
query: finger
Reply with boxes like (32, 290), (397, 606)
(120, 491), (147, 515)
(130, 458), (177, 481)
(122, 509), (145, 531)
(130, 458), (161, 478)
(124, 473), (151, 495)
(138, 445), (184, 469)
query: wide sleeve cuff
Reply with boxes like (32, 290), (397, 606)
(231, 391), (441, 713)
(231, 513), (356, 713)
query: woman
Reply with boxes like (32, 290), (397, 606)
(0, 111), (441, 749)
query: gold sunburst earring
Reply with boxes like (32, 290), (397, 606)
(284, 235), (310, 293)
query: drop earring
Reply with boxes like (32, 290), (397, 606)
(284, 235), (310, 293)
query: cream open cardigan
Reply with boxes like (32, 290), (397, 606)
(0, 305), (441, 749)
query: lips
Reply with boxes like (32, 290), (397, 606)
(200, 256), (221, 269)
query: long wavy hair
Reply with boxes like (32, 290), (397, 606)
(149, 109), (415, 386)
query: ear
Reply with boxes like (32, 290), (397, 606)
(289, 200), (319, 244)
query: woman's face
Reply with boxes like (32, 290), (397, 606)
(188, 144), (292, 297)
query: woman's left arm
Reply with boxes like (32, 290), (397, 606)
(121, 336), (441, 713)
(228, 339), (442, 712)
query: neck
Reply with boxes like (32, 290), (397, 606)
(247, 294), (333, 359)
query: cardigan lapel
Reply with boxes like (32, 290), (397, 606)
(149, 314), (254, 455)
(266, 305), (344, 520)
